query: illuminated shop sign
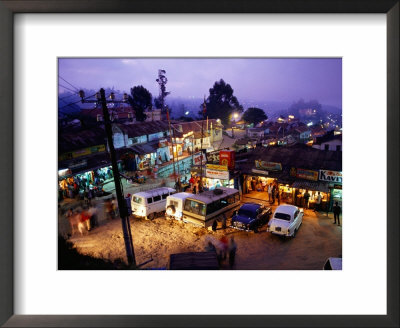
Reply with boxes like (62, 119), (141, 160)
(206, 164), (228, 171)
(291, 168), (319, 181)
(206, 168), (229, 180)
(255, 160), (282, 171)
(319, 170), (342, 183)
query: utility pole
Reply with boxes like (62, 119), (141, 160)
(166, 109), (177, 181)
(199, 97), (206, 192)
(99, 88), (136, 266)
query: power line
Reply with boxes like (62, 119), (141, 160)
(59, 83), (78, 94)
(58, 75), (80, 91)
(59, 93), (78, 101)
(58, 93), (97, 110)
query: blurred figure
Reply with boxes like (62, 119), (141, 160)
(219, 235), (228, 261)
(205, 241), (216, 253)
(88, 205), (98, 228)
(80, 208), (91, 231)
(105, 199), (113, 220)
(111, 196), (118, 217)
(229, 237), (237, 269)
(68, 210), (85, 236)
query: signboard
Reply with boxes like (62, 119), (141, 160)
(193, 152), (207, 166)
(319, 170), (342, 183)
(295, 168), (319, 181)
(255, 160), (282, 171)
(219, 150), (235, 170)
(206, 150), (220, 164)
(68, 159), (88, 170)
(206, 164), (228, 171)
(59, 144), (106, 161)
(252, 169), (269, 176)
(206, 168), (229, 180)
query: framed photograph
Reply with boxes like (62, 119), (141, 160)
(0, 1), (398, 327)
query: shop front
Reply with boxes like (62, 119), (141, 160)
(289, 167), (330, 209)
(319, 169), (342, 210)
(58, 159), (116, 200)
(203, 164), (234, 190)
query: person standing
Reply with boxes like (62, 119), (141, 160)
(303, 190), (310, 209)
(276, 187), (281, 205)
(267, 184), (272, 202)
(333, 201), (341, 225)
(271, 185), (276, 205)
(228, 237), (237, 269)
(314, 192), (322, 212)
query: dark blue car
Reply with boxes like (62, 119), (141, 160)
(231, 203), (272, 232)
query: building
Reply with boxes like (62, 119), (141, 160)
(312, 131), (342, 151)
(172, 119), (223, 153)
(235, 144), (342, 210)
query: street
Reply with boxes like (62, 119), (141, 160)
(60, 194), (342, 270)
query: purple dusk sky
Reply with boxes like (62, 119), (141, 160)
(58, 58), (342, 108)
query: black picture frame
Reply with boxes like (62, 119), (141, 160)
(0, 1), (398, 327)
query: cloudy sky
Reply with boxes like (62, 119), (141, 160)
(58, 58), (342, 108)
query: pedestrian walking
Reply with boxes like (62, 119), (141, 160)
(228, 237), (237, 269)
(105, 198), (114, 220)
(88, 205), (98, 228)
(333, 201), (341, 225)
(267, 184), (272, 202)
(219, 235), (228, 261)
(81, 208), (91, 231)
(303, 190), (310, 209)
(205, 241), (216, 253)
(314, 192), (322, 212)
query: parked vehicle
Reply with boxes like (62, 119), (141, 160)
(231, 202), (272, 232)
(182, 187), (240, 229)
(267, 205), (303, 237)
(131, 187), (176, 220)
(323, 257), (342, 270)
(165, 192), (192, 220)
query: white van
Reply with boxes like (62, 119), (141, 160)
(131, 187), (175, 220)
(165, 192), (192, 221)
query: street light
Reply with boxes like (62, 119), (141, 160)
(233, 113), (239, 120)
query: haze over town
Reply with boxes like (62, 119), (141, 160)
(59, 58), (342, 115)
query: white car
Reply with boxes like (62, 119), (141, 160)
(267, 205), (303, 237)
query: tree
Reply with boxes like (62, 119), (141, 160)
(242, 107), (268, 126)
(127, 85), (152, 122)
(200, 79), (243, 125)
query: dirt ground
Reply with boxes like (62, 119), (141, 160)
(60, 192), (342, 270)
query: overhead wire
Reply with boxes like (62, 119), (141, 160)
(59, 83), (79, 94)
(58, 75), (80, 91)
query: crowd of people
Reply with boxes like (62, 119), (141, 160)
(63, 196), (118, 238)
(58, 168), (112, 201)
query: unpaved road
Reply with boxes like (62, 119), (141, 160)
(61, 197), (342, 270)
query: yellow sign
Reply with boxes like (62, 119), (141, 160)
(206, 164), (228, 171)
(59, 144), (106, 161)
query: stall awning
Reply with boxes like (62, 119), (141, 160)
(292, 180), (330, 193)
(128, 140), (160, 155)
